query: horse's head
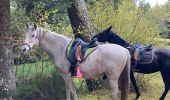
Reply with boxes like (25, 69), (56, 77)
(92, 26), (127, 46)
(92, 26), (113, 42)
(21, 23), (39, 54)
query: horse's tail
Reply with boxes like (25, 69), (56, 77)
(120, 51), (130, 100)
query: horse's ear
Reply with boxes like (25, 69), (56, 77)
(33, 23), (37, 30)
(107, 26), (112, 31)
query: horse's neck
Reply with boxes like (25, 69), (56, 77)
(114, 36), (127, 47)
(38, 28), (71, 66)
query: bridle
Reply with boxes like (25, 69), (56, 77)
(21, 31), (39, 51)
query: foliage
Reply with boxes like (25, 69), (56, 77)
(13, 0), (72, 26)
(11, 0), (73, 36)
(148, 4), (169, 38)
(89, 0), (160, 45)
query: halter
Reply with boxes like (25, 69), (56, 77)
(22, 43), (31, 51)
(22, 32), (39, 51)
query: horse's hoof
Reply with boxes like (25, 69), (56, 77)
(134, 97), (139, 100)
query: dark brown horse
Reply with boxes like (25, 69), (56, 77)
(92, 26), (170, 100)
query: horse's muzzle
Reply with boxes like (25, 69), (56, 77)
(20, 44), (31, 54)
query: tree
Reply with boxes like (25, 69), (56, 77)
(0, 0), (16, 99)
(67, 0), (95, 41)
(159, 1), (170, 38)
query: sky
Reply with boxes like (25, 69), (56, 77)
(144, 0), (168, 7)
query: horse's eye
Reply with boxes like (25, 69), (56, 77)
(31, 34), (35, 37)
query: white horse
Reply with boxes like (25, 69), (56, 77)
(21, 24), (130, 100)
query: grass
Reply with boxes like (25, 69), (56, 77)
(130, 73), (170, 100)
(76, 73), (170, 100)
(155, 37), (170, 48)
(156, 37), (170, 44)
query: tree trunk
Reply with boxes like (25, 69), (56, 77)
(0, 0), (16, 99)
(67, 0), (95, 41)
(67, 0), (98, 92)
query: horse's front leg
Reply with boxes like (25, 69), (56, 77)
(130, 70), (140, 100)
(61, 74), (78, 100)
(159, 71), (170, 100)
(159, 85), (170, 100)
(65, 83), (71, 100)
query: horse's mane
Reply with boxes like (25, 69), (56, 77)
(38, 27), (70, 42)
(93, 26), (127, 46)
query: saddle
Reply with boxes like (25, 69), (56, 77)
(127, 44), (154, 64)
(66, 38), (98, 76)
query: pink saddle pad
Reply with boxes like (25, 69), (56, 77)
(76, 67), (82, 78)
